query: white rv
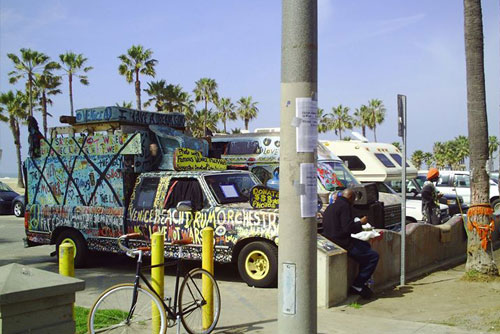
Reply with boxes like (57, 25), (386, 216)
(321, 136), (449, 223)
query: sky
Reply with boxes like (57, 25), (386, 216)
(0, 0), (499, 175)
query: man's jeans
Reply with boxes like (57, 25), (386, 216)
(348, 239), (379, 288)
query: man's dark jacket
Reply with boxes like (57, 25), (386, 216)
(322, 196), (363, 250)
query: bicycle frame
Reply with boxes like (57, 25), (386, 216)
(126, 249), (207, 324)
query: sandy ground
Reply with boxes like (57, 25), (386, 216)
(336, 247), (500, 333)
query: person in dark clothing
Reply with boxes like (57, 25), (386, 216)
(322, 188), (379, 299)
(421, 168), (442, 225)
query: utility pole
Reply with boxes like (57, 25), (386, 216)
(398, 94), (407, 286)
(278, 1), (318, 333)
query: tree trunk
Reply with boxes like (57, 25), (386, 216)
(10, 118), (24, 188)
(69, 73), (74, 117)
(135, 70), (141, 110)
(362, 125), (366, 137)
(244, 118), (249, 131)
(28, 73), (33, 117)
(204, 99), (208, 134)
(223, 119), (227, 133)
(373, 124), (377, 142)
(42, 92), (48, 137)
(339, 128), (342, 140)
(463, 0), (498, 275)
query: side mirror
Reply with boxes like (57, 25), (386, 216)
(176, 200), (193, 212)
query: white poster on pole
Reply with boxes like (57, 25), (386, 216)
(296, 98), (318, 152)
(300, 163), (317, 218)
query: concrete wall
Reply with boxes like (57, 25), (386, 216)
(347, 214), (499, 292)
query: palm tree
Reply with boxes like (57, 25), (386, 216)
(0, 91), (28, 188)
(193, 78), (219, 134)
(392, 142), (402, 151)
(329, 104), (353, 140)
(317, 108), (331, 134)
(185, 109), (219, 138)
(59, 52), (93, 117)
(236, 96), (259, 131)
(488, 135), (498, 171)
(34, 69), (62, 137)
(216, 98), (237, 133)
(366, 99), (386, 142)
(164, 84), (189, 113)
(144, 80), (167, 111)
(433, 142), (447, 169)
(454, 135), (469, 167)
(118, 45), (157, 110)
(353, 105), (370, 137)
(116, 101), (133, 108)
(7, 48), (58, 117)
(411, 150), (424, 170)
(423, 152), (434, 169)
(463, 0), (497, 275)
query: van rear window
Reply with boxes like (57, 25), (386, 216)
(375, 153), (396, 168)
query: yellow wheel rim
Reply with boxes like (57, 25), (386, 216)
(61, 238), (77, 258)
(245, 250), (270, 280)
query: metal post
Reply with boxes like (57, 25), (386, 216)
(59, 242), (75, 320)
(151, 232), (164, 334)
(398, 94), (407, 286)
(202, 227), (214, 329)
(278, 1), (317, 333)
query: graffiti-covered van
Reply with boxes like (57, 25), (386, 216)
(24, 107), (279, 287)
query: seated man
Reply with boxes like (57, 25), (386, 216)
(321, 188), (379, 299)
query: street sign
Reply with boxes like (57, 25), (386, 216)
(398, 95), (406, 138)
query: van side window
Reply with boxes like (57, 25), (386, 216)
(163, 178), (205, 211)
(227, 141), (260, 155)
(455, 174), (470, 188)
(375, 153), (396, 168)
(338, 156), (366, 171)
(134, 177), (160, 209)
(437, 175), (450, 186)
(389, 153), (410, 167)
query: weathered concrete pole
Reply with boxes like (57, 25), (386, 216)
(278, 1), (318, 333)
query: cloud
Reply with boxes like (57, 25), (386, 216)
(366, 13), (426, 38)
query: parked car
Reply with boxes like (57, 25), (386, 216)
(418, 171), (499, 211)
(0, 181), (21, 215)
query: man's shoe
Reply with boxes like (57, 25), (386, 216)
(359, 286), (374, 299)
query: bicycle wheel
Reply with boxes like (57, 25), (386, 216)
(88, 283), (167, 334)
(178, 268), (221, 334)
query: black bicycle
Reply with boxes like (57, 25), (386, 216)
(87, 233), (221, 334)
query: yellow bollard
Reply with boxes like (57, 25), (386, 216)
(202, 227), (214, 329)
(59, 243), (74, 277)
(151, 232), (165, 334)
(59, 242), (75, 321)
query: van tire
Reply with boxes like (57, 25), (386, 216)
(237, 241), (278, 288)
(56, 230), (88, 268)
(491, 198), (500, 212)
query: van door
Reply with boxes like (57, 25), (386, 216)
(160, 177), (213, 245)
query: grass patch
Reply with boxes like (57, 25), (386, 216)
(347, 302), (362, 309)
(75, 306), (89, 334)
(75, 305), (129, 334)
(462, 270), (500, 282)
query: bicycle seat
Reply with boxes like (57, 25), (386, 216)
(172, 237), (193, 246)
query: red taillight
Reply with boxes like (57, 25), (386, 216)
(24, 211), (29, 230)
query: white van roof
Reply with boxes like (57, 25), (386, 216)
(321, 140), (417, 182)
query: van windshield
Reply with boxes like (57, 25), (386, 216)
(317, 161), (360, 191)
